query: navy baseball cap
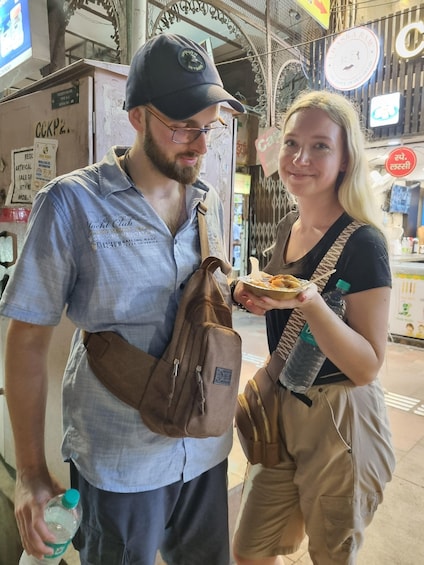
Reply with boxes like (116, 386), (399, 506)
(124, 34), (245, 120)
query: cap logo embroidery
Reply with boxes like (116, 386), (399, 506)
(178, 48), (206, 73)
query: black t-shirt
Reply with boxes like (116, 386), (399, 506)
(264, 212), (391, 378)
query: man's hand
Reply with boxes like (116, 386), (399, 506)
(14, 472), (65, 558)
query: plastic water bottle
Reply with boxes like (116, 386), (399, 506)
(279, 279), (351, 393)
(19, 488), (82, 565)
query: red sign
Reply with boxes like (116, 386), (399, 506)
(255, 126), (281, 177)
(385, 147), (417, 177)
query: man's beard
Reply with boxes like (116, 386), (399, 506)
(144, 125), (203, 185)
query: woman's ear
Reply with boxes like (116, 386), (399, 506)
(128, 107), (145, 133)
(339, 152), (348, 172)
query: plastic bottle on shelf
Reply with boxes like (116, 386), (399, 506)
(19, 489), (82, 565)
(279, 279), (351, 394)
(412, 238), (419, 254)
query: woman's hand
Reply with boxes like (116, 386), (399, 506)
(233, 281), (319, 314)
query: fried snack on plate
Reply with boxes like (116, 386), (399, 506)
(240, 272), (308, 301)
(268, 274), (302, 289)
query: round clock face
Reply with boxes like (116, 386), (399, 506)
(324, 27), (380, 91)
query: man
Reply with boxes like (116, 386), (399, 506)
(0, 34), (244, 565)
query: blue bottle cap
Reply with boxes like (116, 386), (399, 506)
(62, 488), (80, 509)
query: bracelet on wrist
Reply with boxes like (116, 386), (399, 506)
(230, 279), (244, 308)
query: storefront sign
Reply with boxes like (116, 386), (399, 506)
(324, 27), (380, 91)
(395, 21), (424, 58)
(370, 92), (400, 127)
(390, 271), (424, 340)
(234, 172), (251, 195)
(236, 114), (258, 167)
(385, 147), (417, 177)
(255, 126), (281, 177)
(295, 0), (330, 30)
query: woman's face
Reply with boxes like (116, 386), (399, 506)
(278, 107), (347, 200)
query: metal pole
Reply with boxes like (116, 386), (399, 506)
(129, 0), (147, 58)
(265, 0), (274, 127)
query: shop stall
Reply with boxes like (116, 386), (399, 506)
(367, 143), (424, 344)
(390, 258), (424, 343)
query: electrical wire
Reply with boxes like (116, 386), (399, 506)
(216, 4), (409, 68)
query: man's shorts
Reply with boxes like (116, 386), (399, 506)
(71, 459), (230, 565)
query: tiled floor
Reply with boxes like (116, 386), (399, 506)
(2, 308), (424, 564)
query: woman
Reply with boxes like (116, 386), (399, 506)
(231, 90), (395, 565)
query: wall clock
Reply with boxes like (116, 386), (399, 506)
(324, 27), (380, 91)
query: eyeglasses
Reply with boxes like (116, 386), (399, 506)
(145, 106), (228, 144)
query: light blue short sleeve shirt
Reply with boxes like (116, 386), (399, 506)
(0, 146), (233, 492)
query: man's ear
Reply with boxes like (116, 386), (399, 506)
(128, 107), (145, 132)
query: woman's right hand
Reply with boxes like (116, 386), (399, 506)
(233, 280), (320, 315)
(232, 281), (267, 315)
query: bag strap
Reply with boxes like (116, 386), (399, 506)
(197, 201), (210, 260)
(273, 220), (363, 364)
(197, 200), (232, 276)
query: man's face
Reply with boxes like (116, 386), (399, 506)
(143, 105), (221, 184)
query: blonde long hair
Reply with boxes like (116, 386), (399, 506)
(280, 90), (383, 232)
